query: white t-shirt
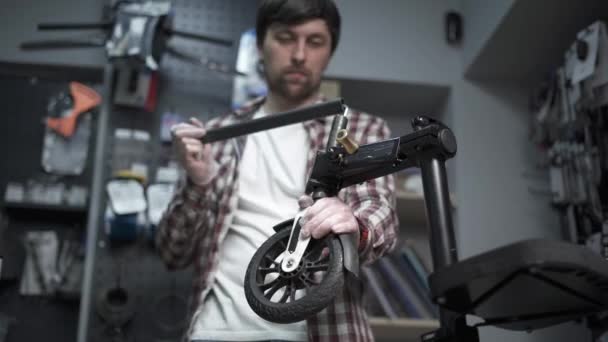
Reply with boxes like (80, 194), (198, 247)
(190, 107), (309, 341)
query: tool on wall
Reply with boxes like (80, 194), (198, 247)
(105, 178), (147, 244)
(529, 20), (608, 341)
(95, 261), (136, 342)
(19, 1), (242, 74)
(42, 82), (101, 176)
(529, 20), (608, 252)
(19, 230), (83, 298)
(20, 1), (243, 111)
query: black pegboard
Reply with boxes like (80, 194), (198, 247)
(0, 0), (257, 341)
(160, 0), (258, 103)
(0, 71), (98, 342)
(86, 1), (257, 341)
(88, 238), (194, 342)
(0, 217), (84, 342)
(0, 76), (97, 192)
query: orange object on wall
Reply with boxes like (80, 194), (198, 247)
(46, 82), (101, 138)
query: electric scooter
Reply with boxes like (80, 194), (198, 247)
(204, 99), (608, 341)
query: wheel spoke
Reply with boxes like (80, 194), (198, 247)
(278, 240), (287, 250)
(304, 242), (324, 260)
(307, 263), (329, 272)
(290, 284), (297, 302)
(300, 276), (311, 291)
(277, 283), (292, 303)
(301, 273), (320, 287)
(258, 265), (279, 275)
(258, 276), (280, 291)
(264, 254), (280, 266)
(265, 278), (287, 299)
(292, 276), (306, 290)
(313, 251), (329, 264)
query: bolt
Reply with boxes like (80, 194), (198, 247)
(413, 116), (429, 127)
(286, 260), (294, 267)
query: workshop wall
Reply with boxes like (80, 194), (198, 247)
(2, 1), (607, 342)
(85, 2), (258, 342)
(451, 79), (592, 342)
(0, 74), (97, 342)
(0, 0), (107, 69)
(328, 0), (462, 86)
(460, 0), (515, 75)
(0, 1), (257, 342)
(449, 1), (608, 341)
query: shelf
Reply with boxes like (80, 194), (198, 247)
(3, 201), (87, 213)
(396, 191), (427, 228)
(370, 317), (439, 342)
(396, 191), (456, 228)
(465, 0), (608, 82)
(331, 77), (450, 119)
(2, 201), (88, 222)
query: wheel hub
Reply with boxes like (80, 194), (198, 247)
(278, 259), (306, 279)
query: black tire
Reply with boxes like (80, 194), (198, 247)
(245, 227), (344, 323)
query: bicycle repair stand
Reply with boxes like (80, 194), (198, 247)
(414, 117), (608, 341)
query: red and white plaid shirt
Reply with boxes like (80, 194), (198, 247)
(156, 97), (399, 342)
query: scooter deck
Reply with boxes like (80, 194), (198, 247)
(429, 239), (608, 331)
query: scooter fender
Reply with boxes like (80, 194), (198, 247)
(272, 218), (360, 279)
(337, 233), (360, 279)
(272, 219), (294, 232)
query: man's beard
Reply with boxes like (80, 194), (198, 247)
(266, 69), (320, 103)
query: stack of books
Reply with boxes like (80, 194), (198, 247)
(362, 242), (437, 319)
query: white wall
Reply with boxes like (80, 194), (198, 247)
(460, 0), (515, 75)
(452, 2), (592, 340)
(449, 77), (592, 342)
(450, 80), (562, 258)
(328, 0), (461, 86)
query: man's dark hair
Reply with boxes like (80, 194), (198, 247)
(256, 0), (341, 53)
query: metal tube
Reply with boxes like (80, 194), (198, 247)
(165, 28), (233, 47)
(38, 22), (112, 30)
(77, 64), (114, 342)
(202, 99), (344, 143)
(419, 157), (460, 332)
(419, 157), (458, 269)
(20, 39), (105, 50)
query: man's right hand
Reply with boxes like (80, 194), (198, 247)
(171, 117), (218, 186)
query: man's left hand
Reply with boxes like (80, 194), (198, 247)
(298, 196), (359, 241)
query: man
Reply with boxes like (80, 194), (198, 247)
(157, 0), (398, 341)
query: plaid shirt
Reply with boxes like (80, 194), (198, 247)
(156, 97), (399, 342)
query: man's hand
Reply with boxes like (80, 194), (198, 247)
(171, 117), (218, 186)
(298, 196), (359, 242)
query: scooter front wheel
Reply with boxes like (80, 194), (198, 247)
(244, 227), (344, 323)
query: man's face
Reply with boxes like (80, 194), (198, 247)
(259, 19), (333, 103)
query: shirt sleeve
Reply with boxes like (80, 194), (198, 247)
(342, 114), (399, 266)
(155, 177), (219, 270)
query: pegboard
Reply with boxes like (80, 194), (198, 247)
(0, 75), (99, 342)
(88, 238), (194, 342)
(160, 0), (258, 103)
(86, 1), (257, 341)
